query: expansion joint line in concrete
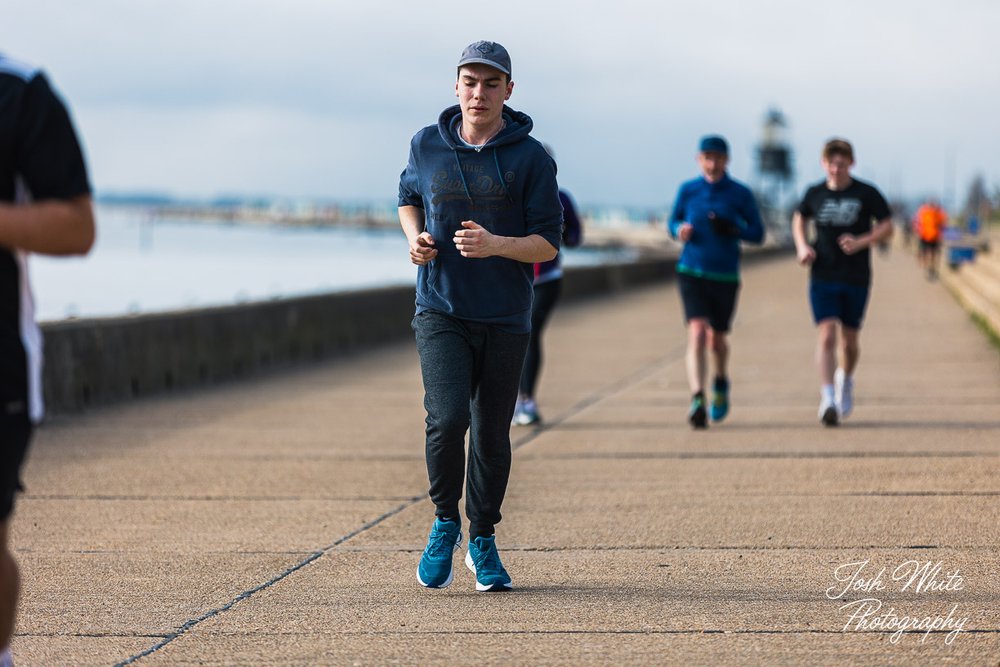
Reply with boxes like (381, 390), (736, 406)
(511, 342), (686, 453)
(288, 628), (1000, 637)
(506, 287), (793, 454)
(114, 495), (423, 666)
(116, 344), (683, 665)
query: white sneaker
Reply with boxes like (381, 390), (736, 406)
(818, 393), (839, 427)
(512, 399), (539, 426)
(511, 399), (524, 426)
(835, 369), (854, 419)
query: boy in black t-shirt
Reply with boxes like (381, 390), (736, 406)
(0, 54), (95, 662)
(792, 139), (893, 426)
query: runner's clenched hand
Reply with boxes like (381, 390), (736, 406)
(409, 231), (437, 265)
(454, 220), (496, 258)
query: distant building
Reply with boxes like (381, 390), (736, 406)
(754, 108), (795, 242)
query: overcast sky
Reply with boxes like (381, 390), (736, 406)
(5, 0), (998, 210)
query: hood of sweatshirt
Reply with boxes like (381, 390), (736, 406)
(398, 104), (562, 333)
(436, 104), (533, 150)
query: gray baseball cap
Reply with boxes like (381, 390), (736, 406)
(457, 40), (511, 77)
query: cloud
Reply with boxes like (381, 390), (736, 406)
(5, 0), (999, 206)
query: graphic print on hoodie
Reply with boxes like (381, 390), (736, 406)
(399, 104), (563, 333)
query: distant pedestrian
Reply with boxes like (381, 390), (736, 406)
(668, 135), (765, 429)
(513, 178), (583, 426)
(792, 138), (893, 426)
(0, 54), (95, 665)
(398, 41), (561, 591)
(898, 203), (914, 249)
(914, 199), (948, 279)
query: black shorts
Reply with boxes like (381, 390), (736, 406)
(1, 412), (32, 520)
(919, 239), (940, 250)
(677, 273), (740, 333)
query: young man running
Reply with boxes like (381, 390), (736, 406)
(398, 41), (561, 591)
(792, 138), (893, 426)
(668, 135), (764, 429)
(0, 54), (95, 665)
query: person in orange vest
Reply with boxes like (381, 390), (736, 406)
(914, 199), (948, 279)
(792, 138), (893, 427)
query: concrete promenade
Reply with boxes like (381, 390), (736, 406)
(11, 246), (1000, 665)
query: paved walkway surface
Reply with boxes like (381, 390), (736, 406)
(10, 245), (1000, 666)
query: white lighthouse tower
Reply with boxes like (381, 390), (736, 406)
(755, 108), (795, 241)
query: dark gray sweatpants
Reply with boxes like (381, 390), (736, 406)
(412, 310), (528, 538)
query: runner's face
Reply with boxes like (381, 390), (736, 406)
(698, 151), (728, 182)
(822, 154), (854, 188)
(456, 64), (512, 129)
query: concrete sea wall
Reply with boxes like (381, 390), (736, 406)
(40, 249), (787, 415)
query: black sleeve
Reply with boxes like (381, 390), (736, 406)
(867, 185), (891, 221)
(15, 72), (91, 200)
(795, 186), (815, 217)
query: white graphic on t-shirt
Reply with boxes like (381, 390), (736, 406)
(816, 199), (861, 226)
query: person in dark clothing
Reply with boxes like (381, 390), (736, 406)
(792, 138), (893, 426)
(0, 54), (95, 664)
(513, 186), (583, 426)
(398, 40), (561, 592)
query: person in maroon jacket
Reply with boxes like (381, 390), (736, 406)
(513, 183), (583, 426)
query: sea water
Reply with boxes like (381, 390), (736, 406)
(29, 206), (638, 321)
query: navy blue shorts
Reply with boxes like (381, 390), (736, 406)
(809, 280), (870, 329)
(678, 273), (740, 333)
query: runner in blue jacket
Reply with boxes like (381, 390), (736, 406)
(668, 135), (764, 428)
(398, 41), (562, 592)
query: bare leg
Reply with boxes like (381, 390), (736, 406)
(0, 521), (18, 651)
(841, 327), (860, 376)
(685, 319), (710, 394)
(708, 329), (729, 381)
(816, 319), (839, 385)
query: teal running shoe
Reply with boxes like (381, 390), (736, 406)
(465, 535), (513, 592)
(417, 518), (462, 588)
(710, 377), (730, 422)
(688, 393), (708, 429)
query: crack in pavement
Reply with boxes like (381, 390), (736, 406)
(527, 451), (1000, 459)
(115, 497), (421, 666)
(115, 344), (684, 665)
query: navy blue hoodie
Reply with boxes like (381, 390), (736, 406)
(399, 104), (562, 333)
